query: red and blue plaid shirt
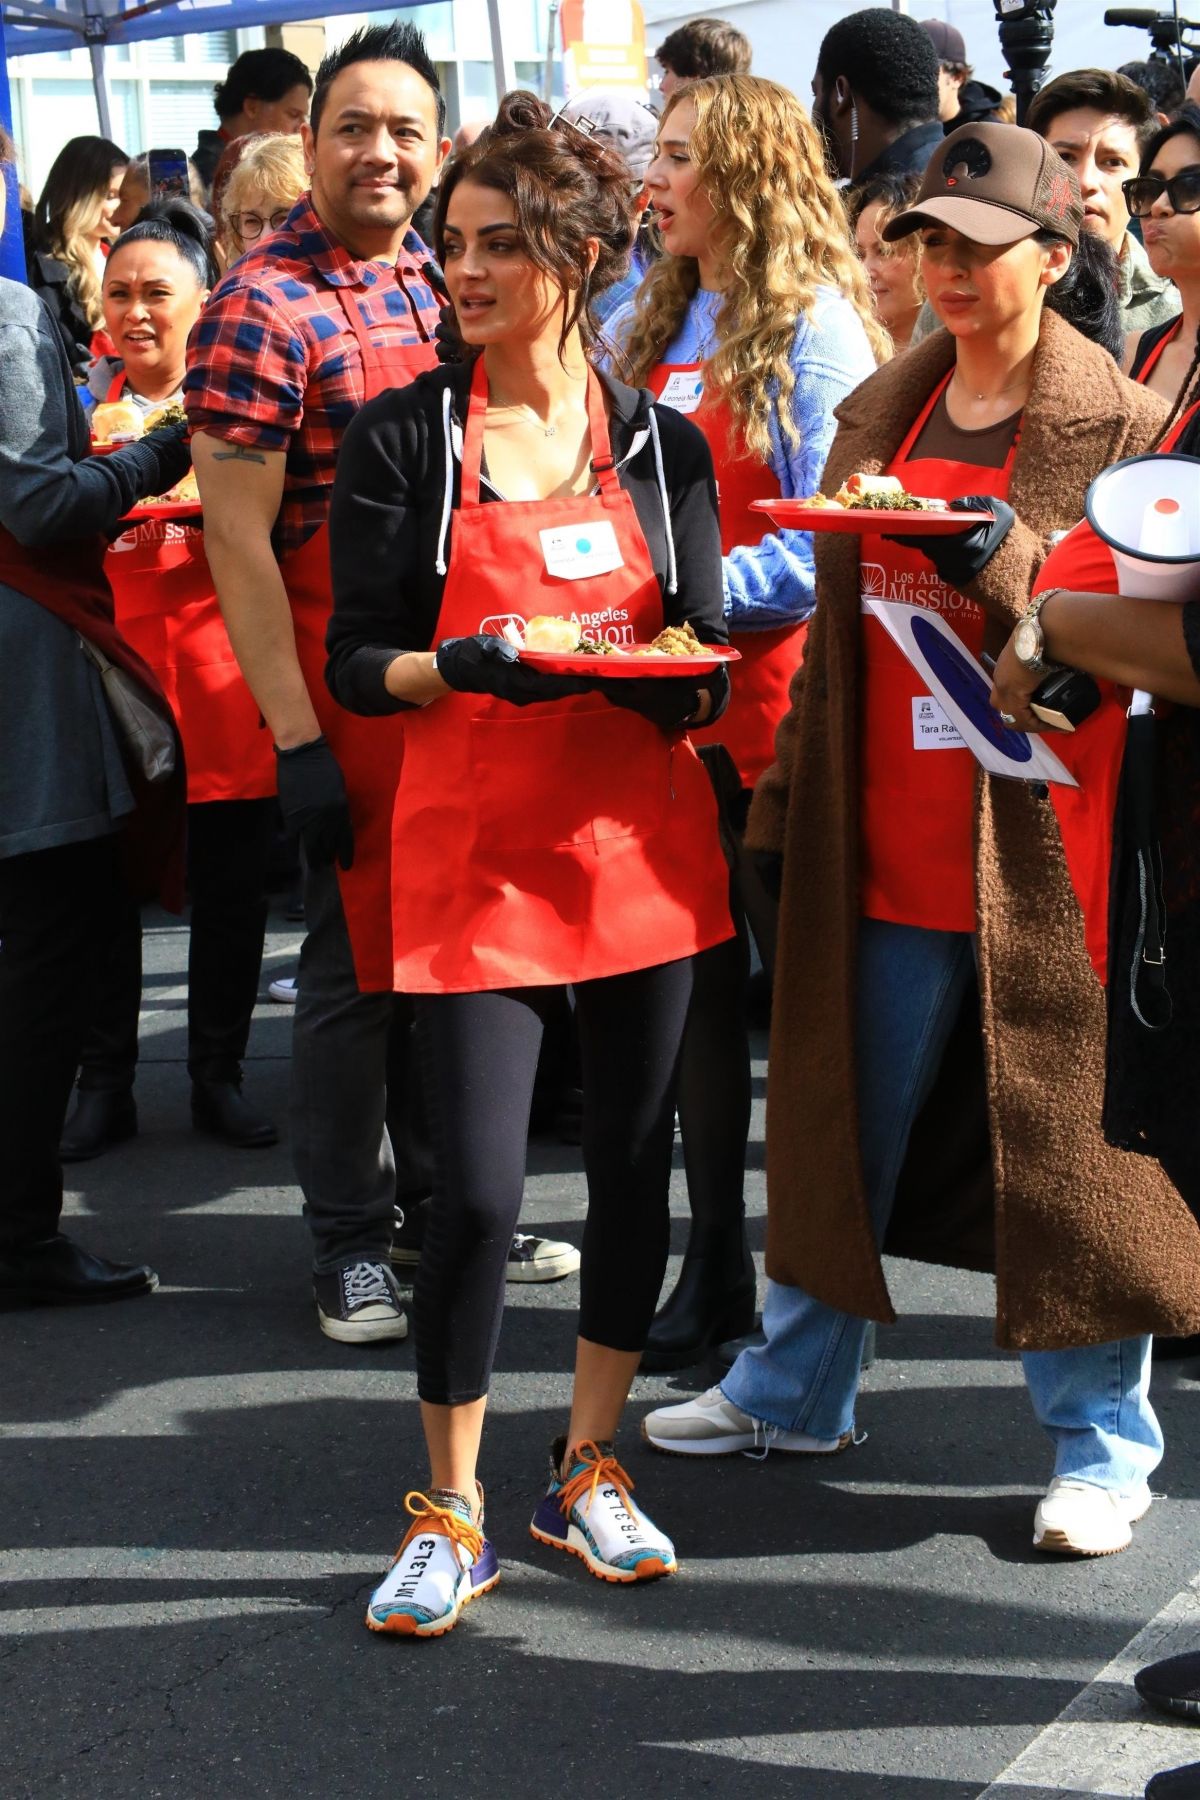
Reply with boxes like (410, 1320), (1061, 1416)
(184, 194), (442, 554)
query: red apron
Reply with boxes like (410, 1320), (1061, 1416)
(388, 359), (732, 994)
(279, 288), (438, 993)
(0, 517), (185, 906)
(1041, 394), (1200, 983)
(102, 372), (276, 806)
(648, 362), (804, 787)
(859, 373), (1018, 932)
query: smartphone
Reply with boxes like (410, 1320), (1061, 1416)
(147, 148), (190, 204)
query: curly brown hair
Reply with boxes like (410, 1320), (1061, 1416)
(619, 75), (889, 461)
(434, 90), (634, 362)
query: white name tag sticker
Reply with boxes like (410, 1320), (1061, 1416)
(912, 694), (965, 750)
(657, 370), (705, 414)
(539, 520), (624, 581)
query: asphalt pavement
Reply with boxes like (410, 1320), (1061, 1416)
(4, 905), (1200, 1799)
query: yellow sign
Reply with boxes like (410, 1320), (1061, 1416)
(561, 0), (647, 92)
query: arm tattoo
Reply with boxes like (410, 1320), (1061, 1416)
(213, 445), (268, 465)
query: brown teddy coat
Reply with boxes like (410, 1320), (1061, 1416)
(746, 309), (1200, 1350)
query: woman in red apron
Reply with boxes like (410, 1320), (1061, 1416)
(62, 201), (279, 1161)
(646, 124), (1187, 1563)
(609, 75), (885, 1369)
(1122, 106), (1200, 407)
(326, 93), (732, 1635)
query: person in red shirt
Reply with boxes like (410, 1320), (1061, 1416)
(186, 22), (450, 1347)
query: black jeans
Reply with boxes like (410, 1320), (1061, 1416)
(77, 797), (273, 1090)
(413, 958), (694, 1405)
(0, 834), (124, 1249)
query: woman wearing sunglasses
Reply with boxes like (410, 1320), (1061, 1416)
(645, 124), (1200, 1560)
(326, 93), (732, 1636)
(1123, 104), (1200, 414)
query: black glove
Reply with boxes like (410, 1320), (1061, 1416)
(434, 304), (466, 367)
(275, 735), (354, 870)
(601, 663), (730, 733)
(884, 496), (1015, 588)
(109, 420), (191, 510)
(751, 850), (783, 902)
(435, 635), (595, 705)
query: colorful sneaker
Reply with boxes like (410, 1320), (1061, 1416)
(530, 1437), (676, 1582)
(366, 1486), (499, 1637)
(641, 1385), (852, 1457)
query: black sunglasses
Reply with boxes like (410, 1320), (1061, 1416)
(1123, 169), (1200, 217)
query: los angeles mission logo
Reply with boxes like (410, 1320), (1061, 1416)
(110, 519), (198, 553)
(480, 609), (634, 647)
(860, 561), (980, 615)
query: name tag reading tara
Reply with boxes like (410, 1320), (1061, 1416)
(540, 520), (625, 581)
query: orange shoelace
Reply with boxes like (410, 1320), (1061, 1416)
(393, 1490), (484, 1572)
(556, 1441), (637, 1522)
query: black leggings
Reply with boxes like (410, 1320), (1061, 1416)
(413, 958), (694, 1405)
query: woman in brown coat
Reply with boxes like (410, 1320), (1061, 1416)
(643, 125), (1200, 1556)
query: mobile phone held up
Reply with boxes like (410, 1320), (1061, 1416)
(148, 148), (189, 205)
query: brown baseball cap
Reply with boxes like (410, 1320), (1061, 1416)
(881, 121), (1083, 247)
(921, 18), (967, 64)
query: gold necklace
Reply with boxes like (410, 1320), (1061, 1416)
(953, 368), (1028, 405)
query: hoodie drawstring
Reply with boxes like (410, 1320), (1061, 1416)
(647, 408), (677, 596)
(435, 384), (453, 576)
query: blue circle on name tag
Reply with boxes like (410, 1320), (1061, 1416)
(910, 613), (1033, 762)
(576, 536), (592, 553)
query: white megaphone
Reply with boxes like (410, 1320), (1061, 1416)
(1085, 452), (1200, 602)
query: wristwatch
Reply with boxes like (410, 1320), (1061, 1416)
(1013, 587), (1061, 674)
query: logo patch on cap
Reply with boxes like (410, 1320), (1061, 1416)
(942, 138), (992, 188)
(1040, 171), (1074, 224)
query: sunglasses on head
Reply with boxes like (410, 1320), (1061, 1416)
(1123, 168), (1200, 217)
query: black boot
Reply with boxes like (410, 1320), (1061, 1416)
(640, 1232), (757, 1373)
(191, 1078), (278, 1148)
(60, 1089), (138, 1163)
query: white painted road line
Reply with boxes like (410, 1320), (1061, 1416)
(980, 1572), (1200, 1797)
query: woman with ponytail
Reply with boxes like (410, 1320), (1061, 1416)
(28, 136), (128, 372)
(645, 124), (1200, 1564)
(608, 75), (880, 1370)
(326, 91), (732, 1635)
(61, 199), (279, 1162)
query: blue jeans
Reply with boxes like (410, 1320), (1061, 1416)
(724, 917), (1162, 1493)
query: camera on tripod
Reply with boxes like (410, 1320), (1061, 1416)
(992, 0), (1057, 125)
(1104, 9), (1200, 65)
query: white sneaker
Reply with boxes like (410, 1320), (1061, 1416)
(505, 1233), (580, 1282)
(268, 975), (298, 1004)
(1033, 1476), (1152, 1556)
(530, 1439), (676, 1582)
(366, 1486), (499, 1637)
(641, 1385), (853, 1457)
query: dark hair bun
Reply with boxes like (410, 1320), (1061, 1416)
(492, 89), (551, 135)
(133, 197), (210, 245)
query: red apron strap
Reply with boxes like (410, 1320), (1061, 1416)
(461, 359), (619, 508)
(106, 369), (126, 403)
(334, 285), (388, 403)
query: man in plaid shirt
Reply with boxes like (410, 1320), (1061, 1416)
(187, 21), (448, 1346)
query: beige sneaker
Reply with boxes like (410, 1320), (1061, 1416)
(1033, 1477), (1152, 1556)
(641, 1385), (853, 1457)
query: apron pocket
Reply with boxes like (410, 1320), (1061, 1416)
(469, 705), (668, 854)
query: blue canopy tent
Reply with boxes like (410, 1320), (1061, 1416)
(0, 0), (517, 276)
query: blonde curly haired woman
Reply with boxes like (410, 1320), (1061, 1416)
(608, 74), (882, 1370)
(28, 136), (128, 373)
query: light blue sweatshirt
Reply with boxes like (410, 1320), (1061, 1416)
(606, 285), (876, 629)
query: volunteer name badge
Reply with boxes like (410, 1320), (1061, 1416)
(540, 520), (624, 581)
(912, 695), (964, 750)
(657, 371), (705, 414)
